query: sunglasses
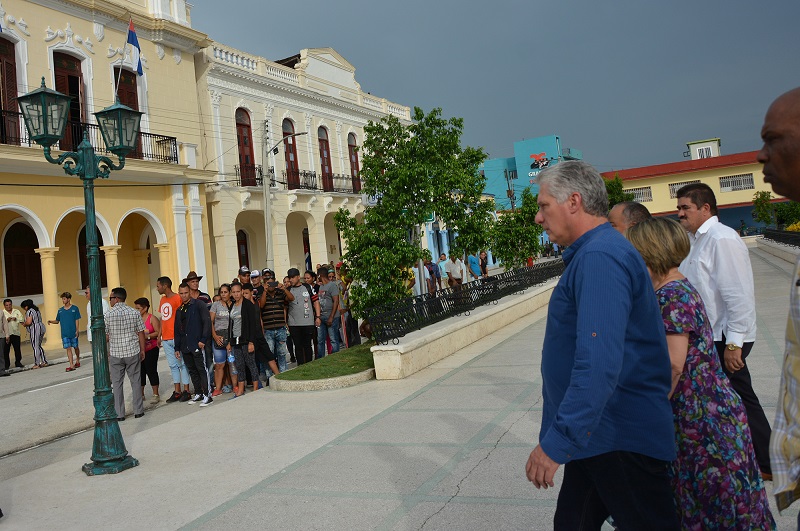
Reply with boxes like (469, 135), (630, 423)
(109, 296), (119, 300)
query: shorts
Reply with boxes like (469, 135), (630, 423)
(212, 345), (228, 364)
(62, 336), (79, 349)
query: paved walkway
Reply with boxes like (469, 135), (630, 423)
(0, 246), (795, 529)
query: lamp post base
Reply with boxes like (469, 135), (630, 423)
(82, 454), (139, 476)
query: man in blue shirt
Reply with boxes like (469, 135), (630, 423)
(48, 292), (82, 372)
(525, 161), (678, 530)
(467, 252), (481, 282)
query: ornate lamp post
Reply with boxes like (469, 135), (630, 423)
(18, 78), (143, 476)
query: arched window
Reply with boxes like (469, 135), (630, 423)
(78, 226), (107, 289)
(348, 133), (361, 192)
(53, 52), (85, 152)
(283, 119), (300, 189)
(113, 67), (142, 158)
(237, 230), (250, 267)
(3, 223), (42, 296)
(318, 126), (333, 192)
(0, 38), (19, 145)
(236, 109), (257, 186)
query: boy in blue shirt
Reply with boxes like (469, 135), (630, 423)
(48, 292), (82, 371)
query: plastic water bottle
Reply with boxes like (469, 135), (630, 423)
(227, 351), (237, 375)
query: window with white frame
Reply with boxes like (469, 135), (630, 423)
(626, 186), (653, 203)
(669, 180), (701, 199)
(719, 173), (755, 193)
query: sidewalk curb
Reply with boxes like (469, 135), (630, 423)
(271, 368), (376, 392)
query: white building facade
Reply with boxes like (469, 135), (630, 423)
(195, 44), (411, 286)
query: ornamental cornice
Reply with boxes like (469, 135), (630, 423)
(205, 76), (385, 127)
(27, 0), (210, 53)
(202, 62), (409, 123)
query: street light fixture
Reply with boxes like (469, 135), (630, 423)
(17, 77), (143, 476)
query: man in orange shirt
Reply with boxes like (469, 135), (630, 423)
(157, 276), (190, 403)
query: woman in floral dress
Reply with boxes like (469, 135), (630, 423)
(627, 218), (774, 530)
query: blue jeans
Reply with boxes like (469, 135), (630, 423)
(264, 327), (288, 375)
(163, 339), (190, 385)
(317, 318), (340, 358)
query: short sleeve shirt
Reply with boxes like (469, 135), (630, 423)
(56, 305), (82, 338)
(105, 303), (145, 358)
(318, 282), (340, 317)
(210, 300), (231, 332)
(287, 285), (315, 327)
(159, 294), (182, 341)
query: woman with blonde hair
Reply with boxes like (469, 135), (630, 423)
(627, 217), (774, 529)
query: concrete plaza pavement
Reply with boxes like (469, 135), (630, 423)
(0, 245), (797, 529)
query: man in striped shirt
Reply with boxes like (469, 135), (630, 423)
(259, 269), (294, 373)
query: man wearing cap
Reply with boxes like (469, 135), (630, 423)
(184, 271), (213, 374)
(174, 282), (213, 406)
(157, 276), (191, 403)
(259, 269), (293, 373)
(250, 268), (264, 302)
(286, 267), (320, 365)
(237, 266), (251, 285)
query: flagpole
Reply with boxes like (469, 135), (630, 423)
(113, 17), (132, 100)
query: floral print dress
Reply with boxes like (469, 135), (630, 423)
(657, 279), (775, 530)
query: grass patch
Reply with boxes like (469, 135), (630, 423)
(274, 341), (375, 381)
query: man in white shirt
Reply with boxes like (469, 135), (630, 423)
(676, 182), (772, 479)
(444, 255), (464, 288)
(84, 285), (110, 344)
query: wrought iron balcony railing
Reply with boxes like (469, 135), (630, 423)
(283, 168), (318, 191)
(0, 109), (179, 164)
(235, 163), (263, 187)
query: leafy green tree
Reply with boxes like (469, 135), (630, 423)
(752, 191), (774, 225)
(604, 173), (634, 208)
(489, 188), (544, 269)
(335, 107), (491, 319)
(776, 202), (800, 226)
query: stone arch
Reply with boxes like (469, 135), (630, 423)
(0, 204), (50, 247)
(116, 208), (167, 244)
(54, 206), (114, 246)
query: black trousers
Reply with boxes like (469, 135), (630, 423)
(289, 325), (315, 365)
(140, 347), (160, 387)
(183, 349), (210, 396)
(715, 337), (772, 474)
(3, 335), (21, 368)
(554, 451), (679, 531)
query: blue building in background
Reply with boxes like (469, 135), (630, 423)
(481, 135), (583, 211)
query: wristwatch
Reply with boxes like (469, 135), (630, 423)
(726, 343), (741, 351)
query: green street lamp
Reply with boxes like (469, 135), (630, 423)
(18, 77), (143, 476)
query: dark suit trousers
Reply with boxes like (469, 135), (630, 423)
(715, 337), (772, 474)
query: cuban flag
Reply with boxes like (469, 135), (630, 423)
(127, 20), (143, 76)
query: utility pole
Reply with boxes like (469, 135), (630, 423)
(504, 168), (516, 211)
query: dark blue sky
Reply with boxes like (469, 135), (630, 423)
(189, 0), (799, 171)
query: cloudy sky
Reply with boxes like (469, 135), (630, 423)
(188, 0), (799, 172)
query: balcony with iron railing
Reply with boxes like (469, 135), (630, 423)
(0, 109), (179, 164)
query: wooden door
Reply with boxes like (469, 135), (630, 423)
(114, 67), (142, 158)
(0, 39), (18, 145)
(236, 109), (256, 186)
(54, 53), (84, 152)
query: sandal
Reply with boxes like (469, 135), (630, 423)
(75, 362), (81, 368)
(31, 365), (40, 369)
(65, 366), (75, 372)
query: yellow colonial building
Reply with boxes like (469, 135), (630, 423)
(194, 42), (411, 286)
(0, 0), (215, 349)
(601, 139), (776, 228)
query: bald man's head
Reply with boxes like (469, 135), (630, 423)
(758, 87), (800, 201)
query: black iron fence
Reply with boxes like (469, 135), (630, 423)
(367, 260), (565, 345)
(236, 163), (263, 187)
(763, 229), (800, 247)
(0, 109), (179, 164)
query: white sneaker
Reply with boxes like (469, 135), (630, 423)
(150, 394), (160, 405)
(188, 393), (202, 404)
(199, 395), (213, 407)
